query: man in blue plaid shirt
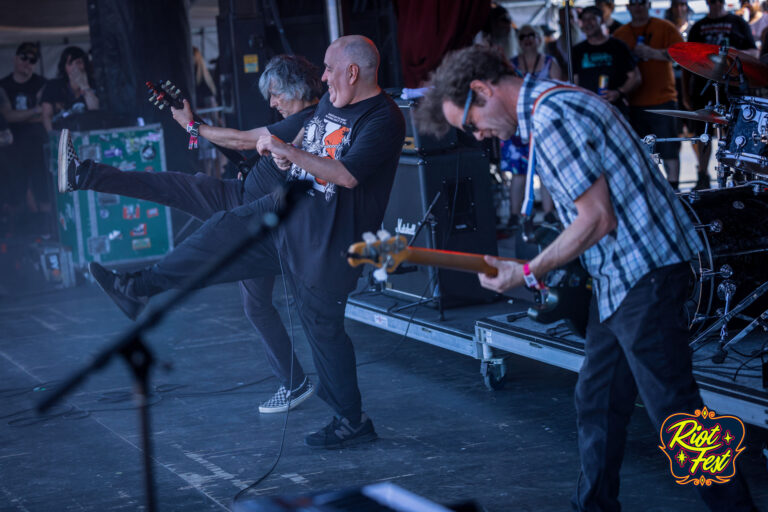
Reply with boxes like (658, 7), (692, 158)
(416, 45), (757, 512)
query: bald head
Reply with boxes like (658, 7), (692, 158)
(332, 35), (380, 81)
(323, 35), (382, 107)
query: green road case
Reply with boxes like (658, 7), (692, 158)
(50, 124), (174, 267)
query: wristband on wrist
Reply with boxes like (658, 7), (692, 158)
(522, 262), (543, 290)
(187, 121), (201, 149)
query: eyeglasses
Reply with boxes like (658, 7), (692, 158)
(461, 88), (478, 134)
(518, 32), (536, 41)
(18, 54), (38, 64)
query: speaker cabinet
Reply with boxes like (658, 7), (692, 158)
(381, 150), (498, 308)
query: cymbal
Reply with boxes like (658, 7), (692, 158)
(646, 108), (728, 125)
(668, 42), (768, 88)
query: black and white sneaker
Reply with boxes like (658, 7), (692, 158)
(304, 413), (377, 449)
(259, 377), (315, 414)
(57, 128), (80, 193)
(89, 262), (148, 320)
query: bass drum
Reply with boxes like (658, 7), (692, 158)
(680, 186), (768, 332)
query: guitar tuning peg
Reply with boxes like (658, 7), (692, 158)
(164, 80), (171, 87)
(376, 229), (392, 241)
(149, 94), (157, 101)
(373, 267), (389, 283)
(158, 104), (165, 110)
(362, 232), (377, 244)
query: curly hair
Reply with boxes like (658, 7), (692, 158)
(258, 54), (323, 102)
(413, 45), (516, 137)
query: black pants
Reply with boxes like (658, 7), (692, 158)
(571, 263), (755, 511)
(77, 162), (362, 420)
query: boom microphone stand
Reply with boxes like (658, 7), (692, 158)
(37, 180), (311, 512)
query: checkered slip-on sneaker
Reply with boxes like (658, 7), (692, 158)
(258, 377), (315, 414)
(57, 128), (80, 193)
(304, 413), (378, 449)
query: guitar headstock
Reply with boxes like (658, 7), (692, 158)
(347, 232), (410, 281)
(145, 80), (184, 111)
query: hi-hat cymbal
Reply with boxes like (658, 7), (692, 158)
(668, 42), (768, 88)
(646, 108), (728, 125)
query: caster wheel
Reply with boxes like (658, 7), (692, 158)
(483, 364), (507, 391)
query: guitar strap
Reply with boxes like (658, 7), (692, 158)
(522, 83), (580, 217)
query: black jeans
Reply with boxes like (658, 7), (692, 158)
(572, 263), (756, 512)
(77, 162), (363, 420)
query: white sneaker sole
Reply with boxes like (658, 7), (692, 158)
(57, 129), (71, 193)
(259, 385), (315, 414)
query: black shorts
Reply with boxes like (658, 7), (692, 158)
(630, 101), (680, 161)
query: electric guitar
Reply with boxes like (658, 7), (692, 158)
(145, 80), (255, 172)
(347, 233), (591, 337)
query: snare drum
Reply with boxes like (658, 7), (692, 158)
(718, 96), (768, 177)
(679, 186), (768, 331)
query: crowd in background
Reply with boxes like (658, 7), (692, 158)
(476, 0), (766, 227)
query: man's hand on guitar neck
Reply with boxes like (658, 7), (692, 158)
(479, 256), (526, 293)
(170, 99), (195, 130)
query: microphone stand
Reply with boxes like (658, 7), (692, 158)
(36, 180), (311, 512)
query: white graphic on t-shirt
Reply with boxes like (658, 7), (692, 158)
(289, 113), (351, 201)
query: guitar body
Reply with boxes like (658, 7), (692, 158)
(526, 260), (591, 337)
(347, 234), (591, 336)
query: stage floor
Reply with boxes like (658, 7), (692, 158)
(1, 281), (767, 511)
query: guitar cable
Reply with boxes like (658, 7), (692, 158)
(230, 158), (463, 498)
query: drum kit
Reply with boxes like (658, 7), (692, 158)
(642, 42), (768, 359)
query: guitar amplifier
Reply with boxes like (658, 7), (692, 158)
(380, 149), (499, 308)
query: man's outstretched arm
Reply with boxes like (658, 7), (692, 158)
(171, 99), (268, 151)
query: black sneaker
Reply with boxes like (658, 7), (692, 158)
(57, 128), (80, 193)
(89, 262), (148, 320)
(304, 413), (377, 449)
(259, 377), (315, 413)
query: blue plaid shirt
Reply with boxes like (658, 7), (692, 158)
(516, 76), (702, 321)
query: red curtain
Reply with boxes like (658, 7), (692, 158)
(395, 0), (491, 88)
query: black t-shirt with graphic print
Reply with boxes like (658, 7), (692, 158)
(688, 14), (756, 108)
(573, 37), (635, 115)
(243, 105), (318, 202)
(277, 91), (405, 295)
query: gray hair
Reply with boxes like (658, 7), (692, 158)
(258, 54), (323, 102)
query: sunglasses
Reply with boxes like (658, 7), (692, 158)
(461, 88), (478, 134)
(18, 54), (38, 64)
(518, 32), (536, 41)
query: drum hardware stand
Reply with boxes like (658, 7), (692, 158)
(690, 280), (768, 358)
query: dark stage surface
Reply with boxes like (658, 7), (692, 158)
(1, 281), (767, 511)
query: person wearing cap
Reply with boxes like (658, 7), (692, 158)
(596, 0), (623, 34)
(573, 6), (640, 118)
(614, 0), (684, 189)
(0, 42), (50, 223)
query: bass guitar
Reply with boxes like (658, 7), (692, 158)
(347, 233), (591, 337)
(145, 80), (255, 174)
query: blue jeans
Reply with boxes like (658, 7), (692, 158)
(572, 263), (756, 512)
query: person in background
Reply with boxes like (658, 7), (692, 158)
(503, 25), (560, 228)
(665, 0), (692, 40)
(683, 0), (756, 189)
(614, 0), (684, 189)
(475, 3), (519, 60)
(192, 46), (223, 178)
(546, 6), (585, 75)
(741, 0), (768, 47)
(0, 42), (50, 224)
(573, 7), (640, 119)
(596, 0), (623, 34)
(41, 46), (99, 133)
